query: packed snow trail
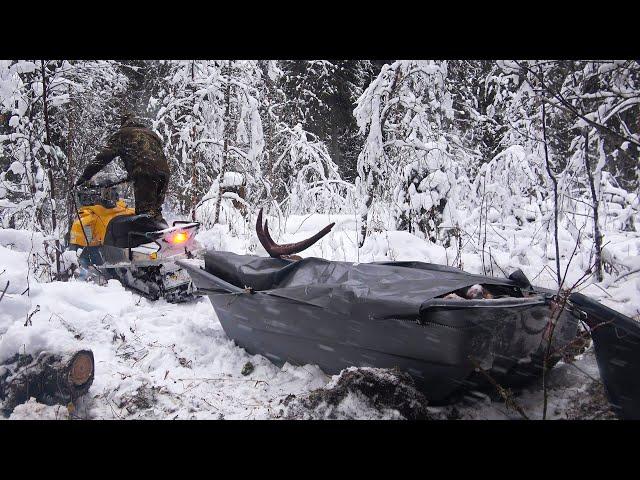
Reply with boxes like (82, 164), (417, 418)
(3, 276), (330, 419)
(0, 229), (328, 419)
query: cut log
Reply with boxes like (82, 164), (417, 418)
(0, 350), (94, 416)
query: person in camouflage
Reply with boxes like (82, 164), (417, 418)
(75, 113), (171, 221)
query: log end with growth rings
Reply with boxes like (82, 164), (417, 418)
(68, 351), (94, 386)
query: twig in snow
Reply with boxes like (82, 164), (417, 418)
(468, 356), (530, 420)
(566, 360), (600, 384)
(24, 305), (40, 326)
(201, 397), (219, 411)
(0, 280), (9, 303)
(588, 283), (613, 298)
(109, 400), (123, 419)
(611, 267), (640, 285)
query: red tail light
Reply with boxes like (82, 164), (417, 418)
(168, 231), (189, 244)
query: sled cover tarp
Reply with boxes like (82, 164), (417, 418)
(203, 251), (518, 318)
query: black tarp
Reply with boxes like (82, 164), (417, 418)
(203, 251), (519, 317)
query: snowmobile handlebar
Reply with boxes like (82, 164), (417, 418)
(91, 176), (131, 189)
(73, 177), (131, 210)
(73, 176), (131, 191)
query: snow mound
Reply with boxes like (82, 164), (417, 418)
(288, 367), (432, 420)
(8, 398), (69, 420)
(0, 229), (44, 253)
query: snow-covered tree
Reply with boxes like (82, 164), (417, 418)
(155, 60), (266, 226)
(354, 60), (471, 245)
(279, 60), (374, 181)
(446, 60), (511, 170)
(0, 60), (127, 278)
(0, 60), (43, 230)
(472, 145), (547, 226)
(271, 123), (353, 215)
(154, 60), (226, 216)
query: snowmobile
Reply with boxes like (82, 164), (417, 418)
(178, 208), (640, 419)
(68, 177), (201, 303)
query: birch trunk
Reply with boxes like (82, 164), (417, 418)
(40, 60), (61, 279)
(584, 130), (604, 282)
(214, 61), (232, 225)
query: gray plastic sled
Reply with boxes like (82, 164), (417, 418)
(179, 252), (584, 404)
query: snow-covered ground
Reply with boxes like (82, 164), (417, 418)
(1, 211), (638, 420)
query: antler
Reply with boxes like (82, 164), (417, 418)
(256, 208), (335, 259)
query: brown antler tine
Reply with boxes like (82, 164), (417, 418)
(263, 219), (276, 245)
(256, 208), (276, 255)
(267, 222), (336, 257)
(256, 208), (263, 233)
(255, 208), (264, 240)
(263, 219), (287, 257)
(264, 218), (290, 258)
(256, 208), (336, 258)
(284, 222), (335, 255)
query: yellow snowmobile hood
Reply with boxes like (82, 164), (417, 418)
(70, 199), (135, 247)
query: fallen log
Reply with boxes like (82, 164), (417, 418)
(0, 350), (94, 416)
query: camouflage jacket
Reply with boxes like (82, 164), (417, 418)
(78, 119), (170, 184)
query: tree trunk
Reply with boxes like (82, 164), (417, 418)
(540, 74), (562, 288)
(190, 61), (199, 221)
(584, 129), (604, 282)
(65, 86), (76, 245)
(0, 350), (95, 416)
(359, 65), (402, 248)
(358, 191), (373, 248)
(40, 60), (61, 279)
(214, 61), (232, 225)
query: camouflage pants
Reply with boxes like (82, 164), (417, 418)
(133, 172), (169, 220)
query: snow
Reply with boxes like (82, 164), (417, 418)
(0, 228), (45, 253)
(304, 390), (405, 420)
(1, 59), (636, 419)
(221, 171), (244, 188)
(0, 229), (329, 419)
(2, 212), (638, 420)
(9, 398), (70, 420)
